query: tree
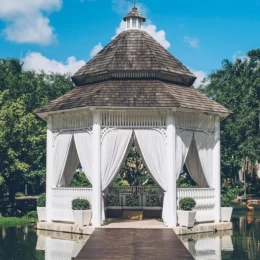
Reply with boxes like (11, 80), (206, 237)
(203, 49), (260, 181)
(0, 58), (74, 202)
(113, 138), (155, 186)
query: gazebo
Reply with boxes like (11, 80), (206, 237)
(37, 7), (231, 228)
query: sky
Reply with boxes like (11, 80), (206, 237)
(0, 0), (260, 87)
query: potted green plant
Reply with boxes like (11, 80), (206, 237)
(72, 198), (91, 226)
(177, 197), (196, 228)
(221, 196), (233, 222)
(143, 194), (162, 210)
(106, 194), (122, 209)
(37, 194), (46, 222)
(220, 183), (240, 222)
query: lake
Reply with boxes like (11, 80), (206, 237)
(0, 210), (260, 260)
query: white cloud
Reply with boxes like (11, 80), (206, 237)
(0, 0), (62, 44)
(23, 52), (85, 75)
(112, 1), (170, 49)
(232, 51), (249, 62)
(184, 36), (199, 48)
(190, 69), (208, 88)
(114, 21), (170, 50)
(90, 43), (103, 58)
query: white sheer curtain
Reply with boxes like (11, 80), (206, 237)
(185, 137), (209, 187)
(74, 131), (93, 184)
(53, 133), (73, 187)
(176, 130), (193, 179)
(195, 132), (214, 188)
(59, 136), (79, 186)
(134, 129), (168, 224)
(101, 129), (133, 221)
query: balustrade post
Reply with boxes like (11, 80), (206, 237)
(46, 116), (54, 222)
(213, 116), (221, 222)
(92, 110), (102, 227)
(166, 110), (177, 227)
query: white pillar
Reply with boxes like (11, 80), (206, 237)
(166, 110), (177, 227)
(213, 116), (221, 222)
(46, 116), (54, 222)
(92, 110), (102, 227)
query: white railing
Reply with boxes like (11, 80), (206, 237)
(51, 187), (92, 222)
(177, 188), (215, 222)
(109, 185), (161, 195)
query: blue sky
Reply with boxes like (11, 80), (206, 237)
(0, 0), (259, 86)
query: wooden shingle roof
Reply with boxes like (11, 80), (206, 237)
(37, 80), (231, 115)
(72, 30), (196, 86)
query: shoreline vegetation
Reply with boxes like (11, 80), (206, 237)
(0, 217), (36, 227)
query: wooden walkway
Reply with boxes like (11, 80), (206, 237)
(74, 228), (194, 260)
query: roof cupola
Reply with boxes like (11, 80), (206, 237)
(123, 7), (146, 30)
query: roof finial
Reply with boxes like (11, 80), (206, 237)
(127, 0), (137, 8)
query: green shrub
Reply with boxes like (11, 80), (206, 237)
(221, 183), (243, 207)
(37, 194), (46, 207)
(179, 198), (196, 211)
(107, 194), (120, 206)
(126, 195), (139, 206)
(72, 198), (91, 210)
(146, 195), (161, 207)
(25, 211), (38, 220)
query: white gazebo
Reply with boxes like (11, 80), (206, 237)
(36, 7), (231, 228)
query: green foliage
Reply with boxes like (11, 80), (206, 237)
(0, 217), (34, 227)
(177, 166), (197, 187)
(126, 195), (139, 206)
(202, 50), (260, 180)
(25, 211), (38, 220)
(113, 139), (155, 186)
(221, 183), (243, 207)
(0, 176), (6, 201)
(146, 195), (161, 207)
(106, 194), (120, 206)
(72, 198), (91, 210)
(0, 58), (74, 201)
(179, 198), (196, 211)
(69, 172), (92, 187)
(37, 194), (46, 207)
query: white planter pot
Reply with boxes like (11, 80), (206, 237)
(177, 210), (196, 228)
(37, 207), (46, 222)
(73, 210), (92, 226)
(221, 207), (233, 222)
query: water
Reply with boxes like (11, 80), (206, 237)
(180, 210), (260, 260)
(0, 211), (260, 260)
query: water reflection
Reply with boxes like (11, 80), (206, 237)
(36, 230), (88, 260)
(180, 230), (232, 260)
(180, 211), (260, 260)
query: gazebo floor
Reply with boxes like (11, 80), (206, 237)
(74, 228), (194, 260)
(101, 218), (168, 229)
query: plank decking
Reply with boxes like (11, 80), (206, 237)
(74, 228), (194, 260)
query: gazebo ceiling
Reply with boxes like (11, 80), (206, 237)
(71, 29), (196, 87)
(37, 80), (231, 115)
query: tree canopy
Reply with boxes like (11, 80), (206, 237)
(0, 59), (74, 202)
(203, 49), (260, 181)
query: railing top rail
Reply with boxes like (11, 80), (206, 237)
(52, 187), (93, 190)
(177, 188), (214, 190)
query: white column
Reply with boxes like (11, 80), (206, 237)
(213, 116), (221, 222)
(166, 110), (177, 227)
(92, 110), (102, 227)
(46, 116), (54, 222)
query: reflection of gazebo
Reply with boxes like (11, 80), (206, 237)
(37, 7), (231, 228)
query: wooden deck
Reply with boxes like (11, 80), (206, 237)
(74, 228), (194, 260)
